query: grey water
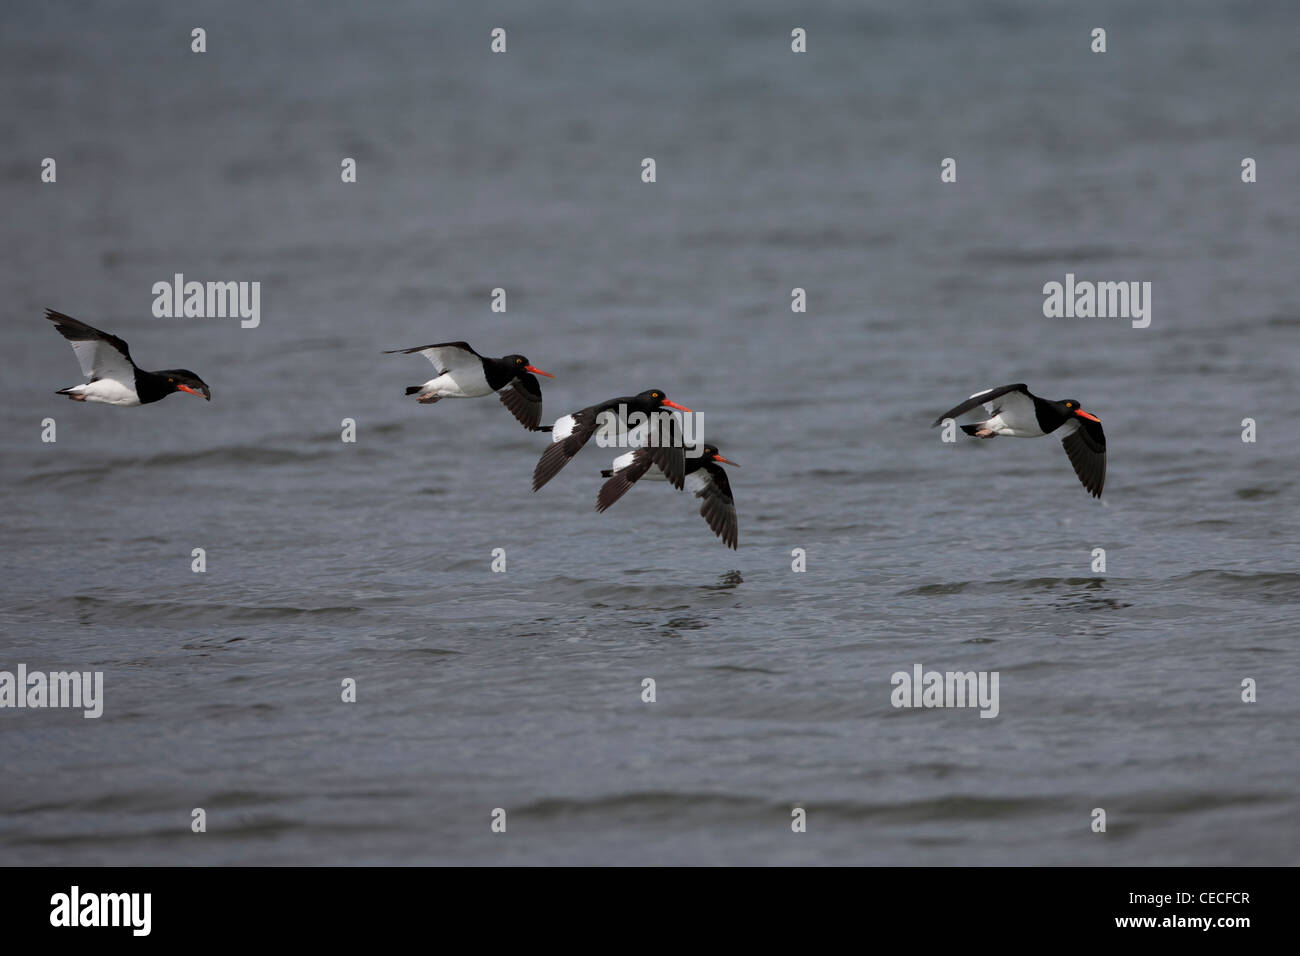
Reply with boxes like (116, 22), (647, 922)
(1, 0), (1297, 865)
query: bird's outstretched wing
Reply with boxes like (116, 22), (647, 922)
(595, 448), (655, 512)
(688, 464), (738, 549)
(45, 309), (137, 382)
(644, 412), (686, 490)
(931, 383), (1030, 427)
(498, 373), (544, 431)
(384, 341), (480, 374)
(1060, 417), (1106, 498)
(621, 409), (687, 489)
(533, 406), (602, 491)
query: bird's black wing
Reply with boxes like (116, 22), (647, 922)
(647, 444), (685, 491)
(931, 383), (1030, 427)
(498, 372), (543, 431)
(636, 409), (685, 490)
(595, 448), (655, 512)
(1060, 417), (1106, 498)
(533, 404), (606, 491)
(687, 462), (738, 549)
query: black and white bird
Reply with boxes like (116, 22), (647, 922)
(385, 341), (554, 431)
(532, 389), (693, 492)
(931, 383), (1106, 497)
(597, 443), (739, 549)
(45, 309), (211, 406)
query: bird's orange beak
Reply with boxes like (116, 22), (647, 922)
(525, 366), (554, 378)
(1074, 409), (1101, 422)
(712, 453), (737, 466)
(177, 385), (210, 400)
(662, 400), (692, 412)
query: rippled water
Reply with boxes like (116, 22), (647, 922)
(1, 0), (1298, 865)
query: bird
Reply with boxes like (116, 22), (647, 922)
(532, 389), (693, 492)
(597, 443), (739, 549)
(931, 383), (1106, 497)
(44, 309), (211, 406)
(384, 341), (554, 431)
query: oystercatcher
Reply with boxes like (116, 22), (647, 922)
(931, 383), (1106, 497)
(385, 341), (554, 431)
(44, 309), (211, 406)
(597, 443), (739, 549)
(532, 389), (692, 492)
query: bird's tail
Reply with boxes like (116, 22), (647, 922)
(538, 425), (553, 433)
(404, 386), (423, 396)
(600, 469), (613, 477)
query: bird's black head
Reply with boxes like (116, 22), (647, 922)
(162, 369), (211, 400)
(702, 444), (737, 466)
(635, 389), (692, 413)
(1060, 399), (1099, 423)
(504, 355), (553, 378)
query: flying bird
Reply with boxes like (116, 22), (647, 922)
(533, 389), (692, 492)
(45, 309), (211, 406)
(597, 443), (739, 549)
(932, 383), (1105, 497)
(385, 341), (554, 431)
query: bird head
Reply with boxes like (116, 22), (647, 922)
(638, 389), (692, 413)
(702, 444), (737, 466)
(1062, 400), (1100, 422)
(163, 370), (211, 400)
(505, 355), (553, 378)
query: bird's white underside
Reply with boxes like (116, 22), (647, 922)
(66, 379), (140, 406)
(418, 371), (493, 399)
